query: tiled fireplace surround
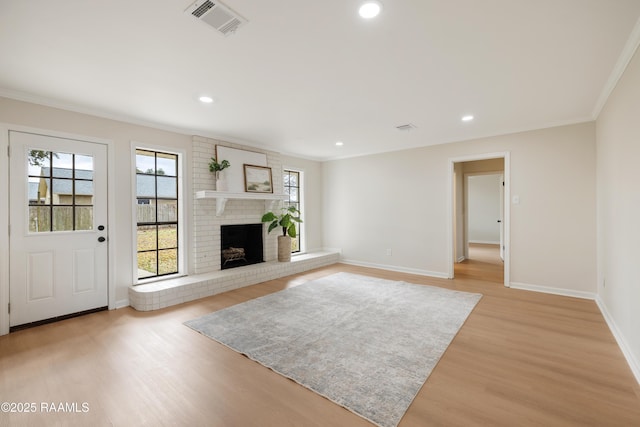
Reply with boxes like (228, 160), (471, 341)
(129, 137), (339, 311)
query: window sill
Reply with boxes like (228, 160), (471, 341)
(136, 273), (186, 287)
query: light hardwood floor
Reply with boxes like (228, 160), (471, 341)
(1, 261), (639, 426)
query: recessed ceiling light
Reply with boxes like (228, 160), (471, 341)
(335, 141), (344, 146)
(462, 115), (474, 122)
(199, 96), (214, 103)
(359, 1), (382, 19)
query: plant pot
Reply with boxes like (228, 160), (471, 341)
(277, 235), (292, 262)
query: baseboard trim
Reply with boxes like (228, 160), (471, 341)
(468, 240), (500, 245)
(457, 256), (466, 263)
(114, 299), (130, 309)
(595, 296), (640, 385)
(340, 259), (449, 279)
(509, 282), (596, 300)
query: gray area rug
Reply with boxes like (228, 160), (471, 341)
(185, 272), (481, 427)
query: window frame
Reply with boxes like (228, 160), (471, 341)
(283, 167), (304, 254)
(131, 143), (186, 284)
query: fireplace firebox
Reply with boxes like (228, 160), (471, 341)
(220, 224), (264, 270)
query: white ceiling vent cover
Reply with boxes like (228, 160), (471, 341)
(185, 0), (247, 36)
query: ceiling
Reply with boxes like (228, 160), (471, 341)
(1, 0), (639, 160)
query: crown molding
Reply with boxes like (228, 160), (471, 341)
(592, 16), (640, 119)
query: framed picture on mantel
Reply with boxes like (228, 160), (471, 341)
(216, 145), (267, 193)
(243, 164), (273, 193)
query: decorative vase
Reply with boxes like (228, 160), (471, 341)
(277, 235), (292, 262)
(215, 171), (228, 192)
(216, 178), (228, 192)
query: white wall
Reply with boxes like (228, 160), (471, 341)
(281, 155), (324, 253)
(467, 174), (501, 244)
(323, 122), (597, 293)
(596, 44), (640, 380)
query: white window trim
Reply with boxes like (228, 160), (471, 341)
(131, 142), (187, 284)
(283, 166), (305, 255)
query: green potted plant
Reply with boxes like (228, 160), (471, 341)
(209, 157), (230, 191)
(262, 205), (302, 262)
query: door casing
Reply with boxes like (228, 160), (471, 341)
(0, 124), (116, 336)
(447, 152), (510, 287)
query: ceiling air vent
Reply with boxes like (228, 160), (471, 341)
(185, 0), (247, 36)
(396, 123), (417, 131)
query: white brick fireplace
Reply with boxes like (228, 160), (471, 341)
(128, 136), (339, 311)
(192, 136), (283, 273)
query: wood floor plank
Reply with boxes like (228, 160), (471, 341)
(1, 254), (639, 426)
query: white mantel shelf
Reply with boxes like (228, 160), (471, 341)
(195, 190), (288, 216)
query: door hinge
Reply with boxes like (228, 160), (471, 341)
(7, 303), (10, 314)
(6, 145), (9, 157)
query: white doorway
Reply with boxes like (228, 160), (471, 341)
(448, 152), (510, 287)
(8, 131), (109, 328)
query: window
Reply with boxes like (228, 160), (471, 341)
(27, 149), (95, 232)
(283, 169), (302, 253)
(135, 149), (180, 280)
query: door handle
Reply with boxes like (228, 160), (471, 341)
(497, 220), (502, 223)
(98, 236), (106, 242)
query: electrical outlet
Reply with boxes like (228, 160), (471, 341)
(386, 248), (392, 256)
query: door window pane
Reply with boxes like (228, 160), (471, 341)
(51, 179), (72, 204)
(75, 207), (93, 231)
(74, 180), (94, 205)
(27, 149), (95, 233)
(28, 150), (50, 173)
(52, 152), (73, 176)
(29, 206), (50, 232)
(52, 206), (73, 231)
(75, 155), (93, 172)
(28, 176), (48, 204)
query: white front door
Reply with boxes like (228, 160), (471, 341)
(9, 131), (108, 327)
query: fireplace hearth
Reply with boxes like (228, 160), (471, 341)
(220, 224), (264, 270)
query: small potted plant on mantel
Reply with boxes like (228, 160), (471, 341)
(262, 205), (302, 262)
(209, 157), (230, 191)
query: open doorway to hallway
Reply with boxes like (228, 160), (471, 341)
(449, 154), (509, 286)
(455, 243), (504, 282)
